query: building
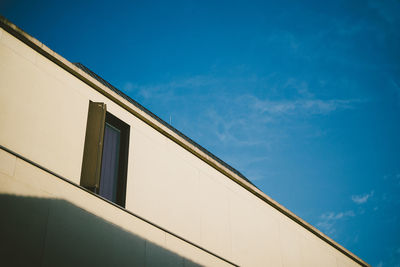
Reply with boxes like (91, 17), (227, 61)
(0, 16), (369, 267)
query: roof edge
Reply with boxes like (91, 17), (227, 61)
(0, 14), (370, 267)
(72, 62), (255, 187)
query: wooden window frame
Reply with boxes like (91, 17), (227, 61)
(80, 101), (130, 207)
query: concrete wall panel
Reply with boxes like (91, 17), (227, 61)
(0, 148), (234, 267)
(0, 32), (88, 183)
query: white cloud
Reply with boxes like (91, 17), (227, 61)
(250, 97), (361, 116)
(351, 191), (374, 204)
(125, 74), (365, 119)
(383, 172), (400, 186)
(320, 210), (355, 220)
(124, 75), (219, 100)
(204, 108), (271, 147)
(122, 74), (366, 164)
(316, 210), (355, 235)
(123, 81), (134, 92)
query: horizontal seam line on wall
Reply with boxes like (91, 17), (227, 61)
(0, 144), (239, 267)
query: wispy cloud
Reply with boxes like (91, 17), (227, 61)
(383, 172), (400, 186)
(204, 107), (272, 148)
(123, 75), (219, 99)
(123, 74), (366, 153)
(376, 246), (400, 267)
(124, 74), (365, 117)
(352, 191), (374, 204)
(317, 210), (355, 235)
(208, 85), (364, 153)
(123, 81), (135, 92)
(121, 74), (367, 186)
(250, 97), (360, 116)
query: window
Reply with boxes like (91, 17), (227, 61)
(80, 101), (130, 207)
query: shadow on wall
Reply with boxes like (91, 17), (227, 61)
(0, 194), (203, 267)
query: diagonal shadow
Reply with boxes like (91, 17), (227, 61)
(0, 194), (205, 267)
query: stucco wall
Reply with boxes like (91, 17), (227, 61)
(0, 26), (363, 267)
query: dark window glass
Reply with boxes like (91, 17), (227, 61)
(99, 123), (121, 203)
(99, 112), (130, 207)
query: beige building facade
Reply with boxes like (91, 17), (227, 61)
(0, 16), (369, 266)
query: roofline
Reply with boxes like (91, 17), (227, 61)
(72, 62), (255, 187)
(0, 15), (370, 267)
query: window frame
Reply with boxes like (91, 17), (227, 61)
(101, 112), (130, 207)
(80, 101), (130, 207)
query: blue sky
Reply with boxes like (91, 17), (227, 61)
(1, 0), (399, 265)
